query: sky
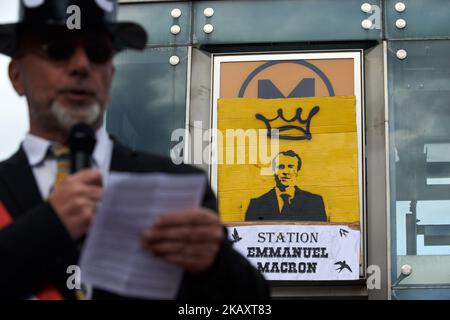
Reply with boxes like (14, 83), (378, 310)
(0, 0), (29, 161)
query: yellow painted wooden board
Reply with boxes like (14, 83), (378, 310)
(217, 96), (359, 223)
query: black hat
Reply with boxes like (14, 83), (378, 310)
(0, 0), (148, 57)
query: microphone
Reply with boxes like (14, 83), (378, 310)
(68, 123), (97, 173)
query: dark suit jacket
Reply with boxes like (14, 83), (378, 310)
(0, 140), (269, 300)
(245, 186), (327, 222)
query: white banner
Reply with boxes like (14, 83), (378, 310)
(227, 225), (360, 281)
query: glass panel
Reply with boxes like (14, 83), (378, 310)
(193, 0), (382, 44)
(107, 47), (188, 157)
(386, 0), (450, 39)
(119, 2), (191, 45)
(393, 288), (450, 300)
(389, 40), (450, 299)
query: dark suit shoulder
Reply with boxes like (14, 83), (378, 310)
(297, 188), (324, 201)
(251, 188), (276, 202)
(0, 147), (24, 172)
(294, 187), (327, 221)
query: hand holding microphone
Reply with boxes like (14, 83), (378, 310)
(49, 123), (103, 240)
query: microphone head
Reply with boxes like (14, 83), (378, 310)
(68, 123), (97, 155)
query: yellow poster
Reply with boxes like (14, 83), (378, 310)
(217, 96), (359, 224)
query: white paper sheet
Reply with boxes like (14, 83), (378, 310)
(227, 225), (360, 281)
(79, 172), (206, 299)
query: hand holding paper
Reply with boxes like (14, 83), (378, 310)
(79, 172), (210, 299)
(142, 207), (224, 274)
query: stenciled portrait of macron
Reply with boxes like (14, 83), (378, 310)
(245, 150), (327, 222)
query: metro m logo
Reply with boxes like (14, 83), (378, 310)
(238, 60), (335, 99)
(258, 78), (315, 98)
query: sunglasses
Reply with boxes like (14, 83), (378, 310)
(19, 30), (116, 64)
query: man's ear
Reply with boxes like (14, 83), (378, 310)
(8, 59), (26, 96)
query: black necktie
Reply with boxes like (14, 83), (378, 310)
(280, 193), (291, 214)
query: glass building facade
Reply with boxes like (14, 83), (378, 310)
(110, 0), (450, 299)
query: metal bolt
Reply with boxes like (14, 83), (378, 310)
(204, 8), (215, 17)
(396, 49), (408, 60)
(401, 264), (412, 276)
(169, 55), (180, 66)
(361, 19), (373, 30)
(396, 18), (407, 29)
(170, 25), (181, 35)
(171, 8), (182, 18)
(395, 2), (406, 12)
(203, 24), (214, 34)
(361, 3), (372, 13)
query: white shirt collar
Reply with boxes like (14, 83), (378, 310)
(23, 126), (113, 169)
(22, 134), (52, 167)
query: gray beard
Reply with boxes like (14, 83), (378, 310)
(50, 101), (101, 132)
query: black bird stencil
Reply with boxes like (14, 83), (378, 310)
(231, 228), (243, 243)
(339, 229), (349, 238)
(335, 261), (352, 273)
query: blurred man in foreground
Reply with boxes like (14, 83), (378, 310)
(0, 0), (269, 300)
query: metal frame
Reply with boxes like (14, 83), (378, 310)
(183, 46), (193, 165)
(210, 51), (367, 279)
(363, 42), (390, 300)
(384, 41), (392, 300)
(185, 47), (215, 173)
(185, 42), (392, 299)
